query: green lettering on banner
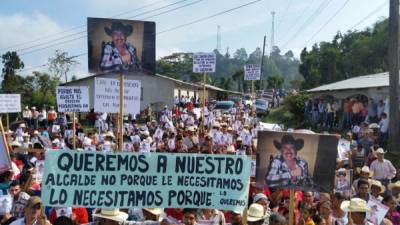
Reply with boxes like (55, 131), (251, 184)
(42, 151), (250, 210)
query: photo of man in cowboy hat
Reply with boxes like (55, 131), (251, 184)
(265, 134), (313, 188)
(87, 17), (155, 74)
(99, 21), (142, 72)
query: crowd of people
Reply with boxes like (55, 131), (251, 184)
(0, 95), (399, 225)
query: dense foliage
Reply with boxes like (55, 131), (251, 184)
(156, 47), (303, 91)
(1, 50), (77, 108)
(264, 92), (310, 129)
(300, 18), (388, 90)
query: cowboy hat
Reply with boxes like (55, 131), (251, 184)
(104, 21), (133, 37)
(374, 148), (386, 154)
(186, 126), (195, 132)
(340, 198), (370, 212)
(388, 181), (400, 191)
(370, 179), (385, 194)
(94, 209), (128, 222)
(247, 203), (267, 222)
(105, 131), (115, 138)
(356, 166), (374, 177)
(368, 123), (380, 129)
(273, 135), (304, 151)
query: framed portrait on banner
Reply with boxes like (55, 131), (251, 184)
(87, 17), (155, 75)
(256, 131), (338, 192)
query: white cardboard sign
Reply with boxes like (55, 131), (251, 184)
(94, 78), (141, 114)
(193, 52), (216, 73)
(244, 64), (261, 81)
(0, 94), (21, 113)
(56, 86), (90, 112)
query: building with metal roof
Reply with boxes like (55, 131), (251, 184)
(307, 72), (389, 100)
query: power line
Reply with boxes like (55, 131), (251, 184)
(158, 0), (264, 34)
(275, 0), (293, 35)
(0, 0), (175, 52)
(280, 0), (333, 50)
(303, 0), (350, 46)
(18, 0), (265, 73)
(16, 0), (204, 56)
(14, 0), (193, 54)
(276, 0), (315, 45)
(348, 0), (388, 30)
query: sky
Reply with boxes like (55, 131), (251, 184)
(0, 0), (389, 79)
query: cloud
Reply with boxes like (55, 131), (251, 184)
(0, 12), (64, 51)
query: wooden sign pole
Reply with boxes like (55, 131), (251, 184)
(119, 73), (124, 151)
(201, 72), (207, 133)
(72, 112), (76, 149)
(288, 189), (295, 225)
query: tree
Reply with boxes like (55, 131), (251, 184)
(48, 49), (79, 83)
(1, 51), (25, 93)
(233, 48), (248, 62)
(267, 74), (284, 89)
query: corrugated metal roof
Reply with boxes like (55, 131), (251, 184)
(307, 72), (389, 92)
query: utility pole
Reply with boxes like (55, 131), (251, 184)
(388, 0), (400, 153)
(271, 11), (276, 53)
(260, 35), (267, 90)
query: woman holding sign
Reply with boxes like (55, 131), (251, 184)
(265, 135), (313, 188)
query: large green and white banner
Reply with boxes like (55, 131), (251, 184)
(42, 151), (251, 210)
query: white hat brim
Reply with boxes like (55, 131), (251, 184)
(340, 200), (370, 212)
(93, 212), (128, 222)
(247, 215), (266, 222)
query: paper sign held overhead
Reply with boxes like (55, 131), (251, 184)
(56, 87), (90, 112)
(94, 77), (141, 115)
(193, 52), (216, 73)
(0, 94), (21, 113)
(244, 64), (261, 81)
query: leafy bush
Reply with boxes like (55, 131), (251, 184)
(264, 92), (310, 128)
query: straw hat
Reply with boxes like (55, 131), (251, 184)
(356, 166), (374, 177)
(11, 140), (21, 147)
(369, 123), (380, 129)
(212, 122), (220, 128)
(247, 203), (266, 222)
(374, 148), (387, 154)
(370, 179), (385, 193)
(19, 123), (26, 128)
(186, 126), (195, 132)
(105, 131), (115, 138)
(93, 209), (128, 222)
(388, 181), (400, 191)
(340, 198), (370, 212)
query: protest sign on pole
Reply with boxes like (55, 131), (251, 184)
(42, 151), (251, 210)
(193, 52), (216, 134)
(94, 77), (141, 115)
(0, 94), (21, 113)
(244, 64), (261, 81)
(56, 87), (90, 112)
(256, 131), (338, 192)
(193, 52), (216, 73)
